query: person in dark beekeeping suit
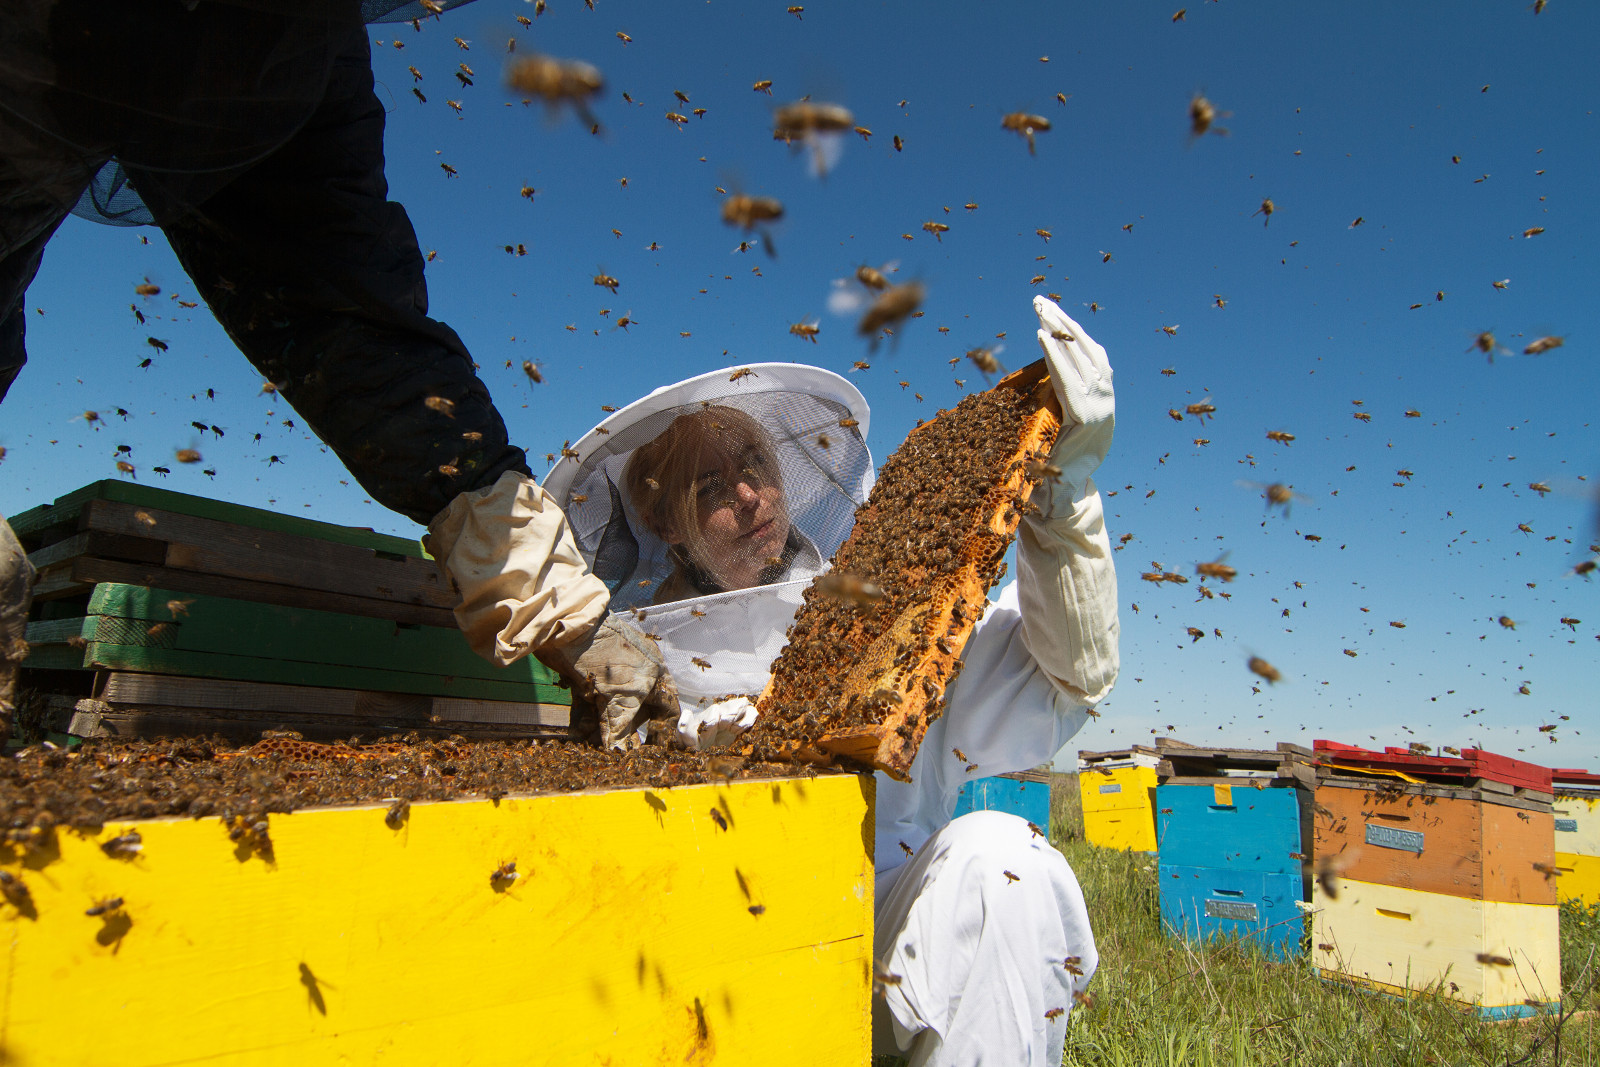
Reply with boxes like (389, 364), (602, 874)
(0, 1), (674, 739)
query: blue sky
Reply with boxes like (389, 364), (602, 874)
(3, 1), (1595, 767)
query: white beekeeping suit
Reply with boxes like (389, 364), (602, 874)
(545, 298), (1119, 1067)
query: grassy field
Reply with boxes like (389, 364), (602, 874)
(1050, 775), (1600, 1067)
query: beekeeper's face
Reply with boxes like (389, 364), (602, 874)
(668, 432), (790, 591)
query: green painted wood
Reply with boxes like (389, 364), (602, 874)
(23, 618), (94, 646)
(75, 644), (565, 704)
(8, 481), (428, 558)
(17, 645), (91, 672)
(80, 583), (567, 701)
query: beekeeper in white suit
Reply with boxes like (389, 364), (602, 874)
(545, 296), (1119, 1066)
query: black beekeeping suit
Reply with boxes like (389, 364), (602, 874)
(0, 0), (519, 524)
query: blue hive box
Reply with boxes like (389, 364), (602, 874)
(953, 768), (1052, 828)
(1153, 742), (1315, 960)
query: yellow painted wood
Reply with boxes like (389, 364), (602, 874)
(1554, 852), (1600, 907)
(1312, 877), (1560, 1010)
(1080, 765), (1158, 852)
(0, 773), (874, 1066)
(1555, 794), (1600, 856)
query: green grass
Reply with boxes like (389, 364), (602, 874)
(1051, 774), (1600, 1066)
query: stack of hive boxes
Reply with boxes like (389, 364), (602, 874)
(14, 480), (571, 743)
(1311, 741), (1561, 1019)
(953, 766), (1053, 828)
(1078, 745), (1160, 852)
(1154, 739), (1316, 959)
(1553, 768), (1600, 906)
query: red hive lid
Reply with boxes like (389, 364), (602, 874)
(1313, 740), (1551, 792)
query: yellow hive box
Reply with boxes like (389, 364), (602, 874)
(1554, 793), (1600, 906)
(0, 774), (874, 1066)
(1313, 877), (1561, 1018)
(1079, 748), (1159, 853)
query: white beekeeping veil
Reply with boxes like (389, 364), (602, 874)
(543, 364), (874, 709)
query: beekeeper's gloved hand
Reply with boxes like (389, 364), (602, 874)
(537, 614), (680, 751)
(425, 471), (678, 748)
(1030, 295), (1114, 517)
(1017, 296), (1119, 707)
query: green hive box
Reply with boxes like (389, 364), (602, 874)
(11, 481), (571, 743)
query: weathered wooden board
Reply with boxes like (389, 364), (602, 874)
(57, 674), (572, 742)
(80, 499), (457, 609)
(30, 555), (458, 628)
(9, 479), (427, 558)
(0, 773), (875, 1066)
(25, 584), (567, 705)
(1313, 878), (1561, 1016)
(1314, 778), (1556, 906)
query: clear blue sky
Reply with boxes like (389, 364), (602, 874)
(3, 1), (1594, 767)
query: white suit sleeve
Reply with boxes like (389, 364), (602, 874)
(1015, 481), (1120, 706)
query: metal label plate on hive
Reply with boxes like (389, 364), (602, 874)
(1204, 899), (1259, 923)
(1365, 823), (1424, 853)
(1555, 818), (1578, 833)
(1099, 783), (1122, 794)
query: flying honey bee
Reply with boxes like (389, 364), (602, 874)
(1523, 227), (1545, 238)
(665, 111), (688, 128)
(1195, 555), (1236, 582)
(423, 396), (457, 418)
(505, 53), (604, 127)
(1000, 112), (1051, 154)
(1185, 398), (1216, 421)
(893, 134), (904, 151)
(1252, 198), (1275, 227)
(522, 360), (545, 383)
(134, 280), (160, 297)
(1024, 458), (1062, 483)
(1266, 430), (1294, 446)
(721, 194), (784, 255)
(815, 571), (884, 608)
(1188, 93), (1228, 139)
(967, 346), (1005, 376)
(854, 125), (872, 141)
(1469, 331), (1511, 362)
(857, 282), (925, 346)
(856, 263), (893, 290)
(1186, 627), (1205, 643)
(789, 319), (820, 343)
(923, 221), (950, 241)
(85, 896), (125, 918)
(1523, 335), (1564, 355)
(174, 447), (202, 463)
(752, 80), (773, 95)
(1529, 481), (1552, 496)
(772, 100), (855, 176)
(1247, 656), (1281, 684)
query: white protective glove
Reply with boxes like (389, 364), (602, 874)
(426, 471), (680, 748)
(1029, 296), (1114, 518)
(425, 470), (610, 664)
(1016, 296), (1120, 706)
(537, 615), (681, 751)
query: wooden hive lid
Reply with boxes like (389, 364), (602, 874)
(1313, 739), (1552, 793)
